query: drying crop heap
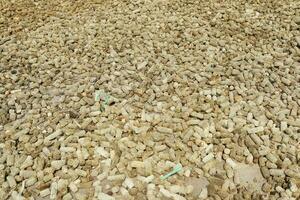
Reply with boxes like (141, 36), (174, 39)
(0, 0), (299, 199)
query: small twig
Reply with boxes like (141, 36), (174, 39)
(73, 119), (81, 128)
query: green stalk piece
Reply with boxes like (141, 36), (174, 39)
(95, 90), (101, 102)
(100, 94), (110, 112)
(161, 164), (182, 180)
